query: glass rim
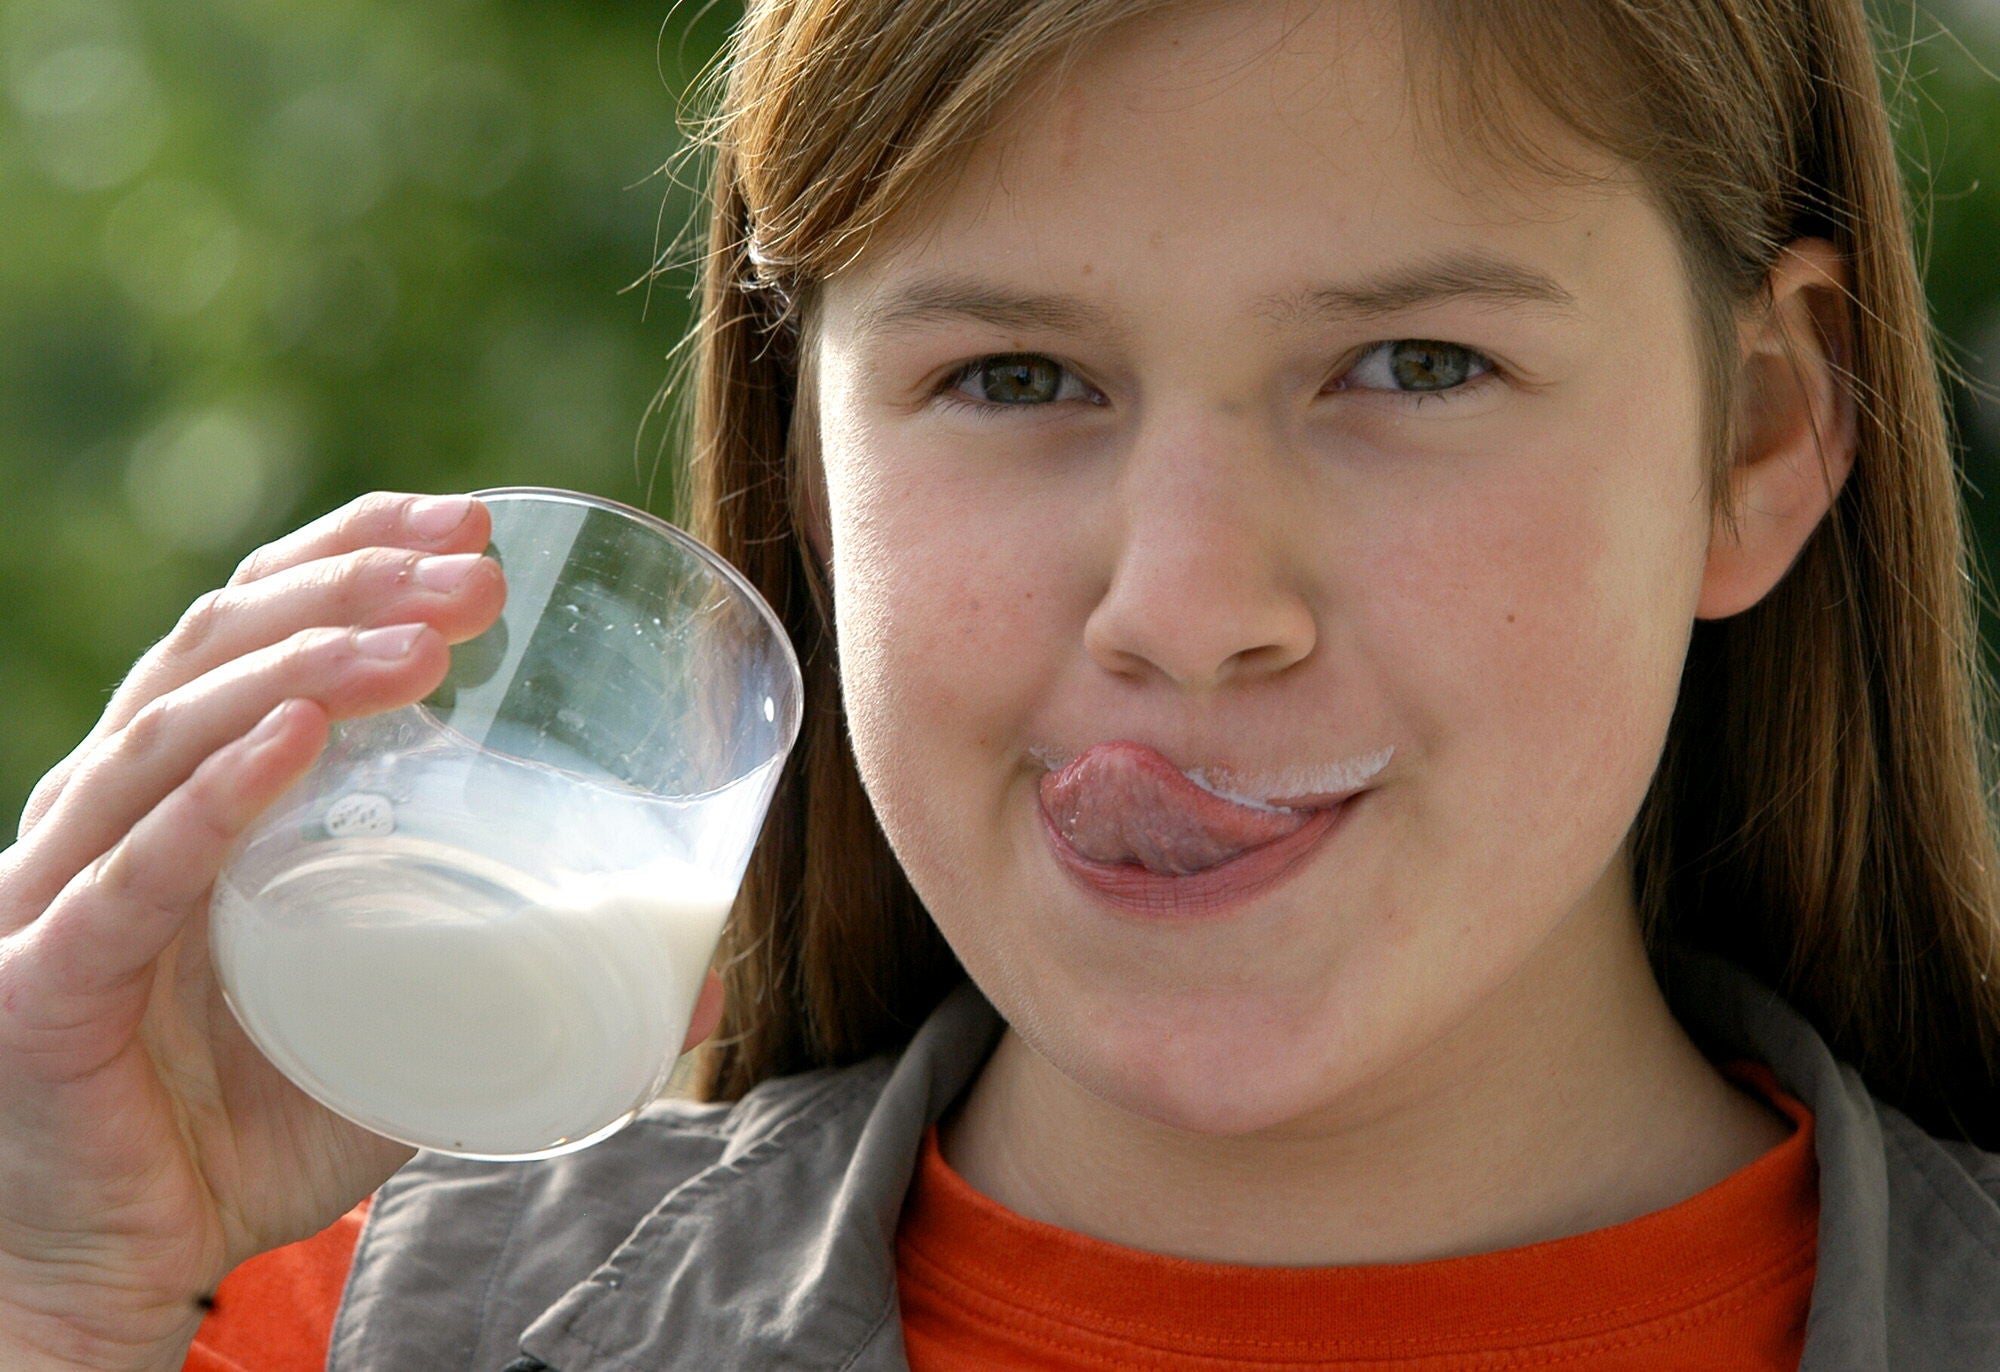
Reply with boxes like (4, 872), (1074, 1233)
(468, 485), (805, 749)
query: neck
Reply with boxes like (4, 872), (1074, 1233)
(939, 909), (1789, 1267)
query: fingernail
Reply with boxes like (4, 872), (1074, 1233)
(407, 495), (473, 541)
(414, 552), (485, 593)
(353, 623), (426, 660)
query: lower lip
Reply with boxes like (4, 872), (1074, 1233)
(1038, 795), (1358, 919)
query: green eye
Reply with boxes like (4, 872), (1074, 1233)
(1387, 341), (1478, 391)
(970, 354), (1065, 404)
(1338, 339), (1494, 398)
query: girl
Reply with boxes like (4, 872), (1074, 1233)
(3, 0), (1997, 1367)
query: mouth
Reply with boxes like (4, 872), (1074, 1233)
(1034, 739), (1385, 917)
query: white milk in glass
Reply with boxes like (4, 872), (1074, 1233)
(211, 707), (764, 1159)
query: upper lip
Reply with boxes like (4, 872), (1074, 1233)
(1031, 743), (1395, 812)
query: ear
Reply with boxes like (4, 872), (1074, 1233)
(1696, 239), (1859, 620)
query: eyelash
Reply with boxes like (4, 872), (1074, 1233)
(935, 356), (1103, 416)
(934, 342), (1500, 415)
(1333, 340), (1498, 407)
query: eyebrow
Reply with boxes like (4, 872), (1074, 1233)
(852, 278), (1117, 340)
(1264, 252), (1582, 323)
(850, 251), (1580, 341)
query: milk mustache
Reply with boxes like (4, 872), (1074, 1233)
(211, 708), (754, 1160)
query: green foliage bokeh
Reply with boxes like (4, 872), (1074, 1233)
(3, 0), (1999, 830)
(2, 0), (734, 825)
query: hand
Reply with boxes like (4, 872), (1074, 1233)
(0, 493), (504, 1370)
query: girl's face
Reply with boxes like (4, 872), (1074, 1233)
(813, 0), (1716, 1135)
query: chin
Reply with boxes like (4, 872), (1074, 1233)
(1043, 990), (1370, 1139)
(1089, 1050), (1349, 1139)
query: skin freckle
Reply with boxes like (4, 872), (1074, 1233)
(816, 0), (1748, 1196)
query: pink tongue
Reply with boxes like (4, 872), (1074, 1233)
(1040, 741), (1310, 876)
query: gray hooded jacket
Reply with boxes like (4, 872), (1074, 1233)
(327, 952), (2000, 1370)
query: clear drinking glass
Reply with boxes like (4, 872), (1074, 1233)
(210, 488), (803, 1160)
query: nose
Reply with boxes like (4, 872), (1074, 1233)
(1082, 416), (1318, 691)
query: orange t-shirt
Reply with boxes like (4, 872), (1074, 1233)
(897, 1069), (1817, 1370)
(187, 1073), (1815, 1371)
(183, 1199), (367, 1372)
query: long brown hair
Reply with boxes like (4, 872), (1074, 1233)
(675, 0), (2000, 1144)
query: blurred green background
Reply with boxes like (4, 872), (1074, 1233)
(2, 0), (1998, 830)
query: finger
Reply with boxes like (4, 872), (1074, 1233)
(4, 624), (451, 928)
(17, 748), (83, 843)
(227, 492), (490, 589)
(12, 700), (327, 1078)
(118, 492), (487, 732)
(99, 546), (503, 742)
(22, 495), (490, 835)
(680, 970), (725, 1055)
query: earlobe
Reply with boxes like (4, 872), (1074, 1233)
(1696, 239), (1859, 620)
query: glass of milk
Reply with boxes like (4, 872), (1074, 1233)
(209, 487), (803, 1160)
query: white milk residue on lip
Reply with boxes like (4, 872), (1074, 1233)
(1030, 743), (1396, 812)
(1185, 746), (1396, 810)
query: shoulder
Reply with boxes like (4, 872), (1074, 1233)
(1658, 947), (2000, 1367)
(1874, 1108), (2000, 1354)
(328, 982), (1001, 1371)
(330, 1054), (899, 1372)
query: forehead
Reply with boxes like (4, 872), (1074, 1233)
(820, 0), (1673, 331)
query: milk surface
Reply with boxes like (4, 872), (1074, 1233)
(211, 708), (752, 1159)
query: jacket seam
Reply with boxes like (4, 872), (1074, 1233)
(833, 1290), (903, 1372)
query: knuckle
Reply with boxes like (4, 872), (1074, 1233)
(169, 588), (229, 656)
(85, 786), (230, 910)
(352, 490), (412, 532)
(80, 843), (185, 943)
(17, 766), (72, 840)
(350, 544), (423, 590)
(296, 624), (356, 666)
(387, 547), (426, 589)
(180, 757), (248, 847)
(82, 844), (136, 906)
(228, 546), (274, 587)
(115, 698), (175, 764)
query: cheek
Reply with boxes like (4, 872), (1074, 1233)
(1361, 436), (1708, 856)
(824, 447), (1055, 833)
